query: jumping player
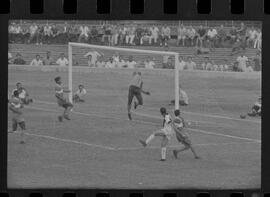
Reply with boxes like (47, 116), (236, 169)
(8, 90), (26, 144)
(11, 82), (33, 105)
(127, 71), (150, 120)
(54, 76), (73, 122)
(139, 107), (173, 161)
(172, 109), (200, 159)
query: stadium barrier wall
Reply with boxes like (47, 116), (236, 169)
(8, 64), (261, 80)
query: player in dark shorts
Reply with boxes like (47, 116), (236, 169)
(127, 72), (150, 120)
(172, 109), (200, 159)
(54, 76), (73, 122)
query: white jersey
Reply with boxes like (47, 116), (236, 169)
(84, 51), (101, 66)
(161, 113), (174, 138)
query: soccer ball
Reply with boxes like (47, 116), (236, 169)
(240, 114), (246, 119)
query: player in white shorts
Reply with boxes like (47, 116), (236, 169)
(139, 107), (174, 161)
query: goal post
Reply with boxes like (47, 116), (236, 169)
(68, 42), (180, 110)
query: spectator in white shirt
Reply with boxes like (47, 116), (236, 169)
(207, 27), (218, 49)
(56, 53), (68, 67)
(30, 54), (43, 66)
(78, 25), (89, 43)
(150, 25), (159, 45)
(160, 26), (171, 47)
(184, 57), (196, 70)
(28, 23), (38, 44)
(187, 26), (196, 46)
(177, 24), (187, 46)
(236, 54), (249, 72)
(254, 29), (261, 50)
(177, 56), (186, 71)
(105, 57), (116, 68)
(144, 57), (155, 69)
(126, 56), (137, 69)
(84, 51), (102, 67)
(246, 27), (257, 48)
(73, 84), (87, 103)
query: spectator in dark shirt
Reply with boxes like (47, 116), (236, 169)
(13, 53), (26, 65)
(43, 51), (55, 65)
(252, 52), (261, 71)
(217, 25), (227, 47)
(196, 25), (207, 48)
(135, 24), (144, 45)
(228, 26), (237, 44)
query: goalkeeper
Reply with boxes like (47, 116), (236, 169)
(127, 71), (150, 120)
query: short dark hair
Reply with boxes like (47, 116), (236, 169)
(54, 76), (61, 83)
(16, 82), (21, 86)
(13, 90), (19, 97)
(160, 107), (166, 114)
(174, 109), (180, 116)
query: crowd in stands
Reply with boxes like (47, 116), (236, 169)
(9, 22), (261, 50)
(8, 49), (261, 72)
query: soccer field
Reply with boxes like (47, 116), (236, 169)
(7, 66), (261, 189)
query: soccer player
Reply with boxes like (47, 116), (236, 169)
(73, 84), (87, 103)
(139, 107), (173, 161)
(127, 71), (150, 120)
(11, 82), (33, 105)
(172, 109), (200, 159)
(54, 76), (73, 122)
(248, 97), (261, 117)
(8, 90), (26, 144)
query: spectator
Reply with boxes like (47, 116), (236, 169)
(140, 27), (152, 45)
(73, 84), (87, 103)
(8, 52), (12, 64)
(252, 52), (261, 71)
(84, 51), (102, 67)
(135, 24), (144, 45)
(177, 56), (186, 71)
(115, 56), (125, 68)
(21, 25), (30, 44)
(206, 27), (218, 49)
(201, 57), (212, 70)
(196, 25), (207, 48)
(186, 26), (196, 46)
(231, 38), (245, 56)
(126, 56), (137, 68)
(118, 24), (127, 45)
(89, 25), (99, 44)
(102, 25), (112, 45)
(105, 57), (116, 68)
(217, 25), (227, 47)
(110, 25), (119, 46)
(177, 24), (187, 46)
(51, 24), (59, 43)
(196, 46), (210, 55)
(212, 61), (219, 71)
(28, 23), (38, 44)
(162, 46), (172, 69)
(150, 25), (159, 45)
(13, 53), (26, 65)
(56, 53), (68, 67)
(160, 25), (171, 47)
(184, 57), (196, 70)
(72, 54), (79, 66)
(126, 25), (136, 45)
(69, 25), (80, 42)
(236, 53), (249, 72)
(78, 25), (89, 43)
(144, 56), (155, 69)
(246, 27), (257, 48)
(30, 54), (43, 66)
(13, 23), (23, 43)
(43, 23), (53, 44)
(228, 26), (237, 44)
(43, 51), (54, 65)
(36, 25), (44, 45)
(254, 29), (261, 50)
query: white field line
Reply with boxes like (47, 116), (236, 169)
(10, 131), (260, 151)
(26, 105), (261, 143)
(34, 100), (261, 124)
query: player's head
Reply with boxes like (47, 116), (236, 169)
(137, 72), (142, 76)
(79, 84), (84, 89)
(132, 71), (137, 76)
(13, 90), (19, 98)
(36, 54), (40, 60)
(174, 109), (180, 117)
(60, 53), (65, 58)
(55, 76), (61, 84)
(160, 107), (167, 115)
(16, 82), (22, 89)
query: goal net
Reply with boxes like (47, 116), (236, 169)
(68, 42), (181, 110)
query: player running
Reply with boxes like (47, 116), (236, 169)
(8, 90), (26, 144)
(54, 76), (73, 122)
(172, 109), (200, 159)
(139, 107), (173, 161)
(127, 71), (150, 120)
(11, 82), (33, 105)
